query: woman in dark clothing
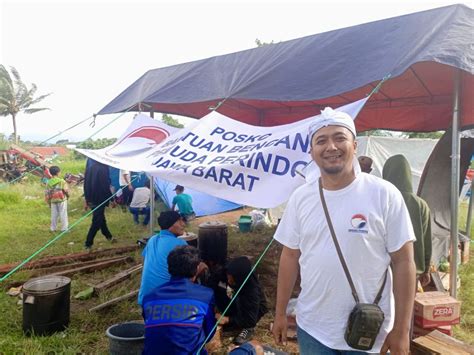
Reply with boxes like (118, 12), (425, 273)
(216, 256), (268, 345)
(83, 159), (116, 250)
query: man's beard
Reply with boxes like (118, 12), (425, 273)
(321, 165), (344, 175)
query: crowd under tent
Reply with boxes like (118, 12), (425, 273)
(97, 4), (474, 296)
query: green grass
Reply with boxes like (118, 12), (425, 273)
(454, 201), (474, 344)
(0, 157), (155, 353)
(56, 154), (87, 175)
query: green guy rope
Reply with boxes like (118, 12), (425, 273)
(197, 237), (275, 354)
(0, 174), (139, 282)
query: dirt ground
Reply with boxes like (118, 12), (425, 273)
(188, 208), (300, 354)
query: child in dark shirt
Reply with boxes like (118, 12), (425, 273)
(215, 256), (268, 345)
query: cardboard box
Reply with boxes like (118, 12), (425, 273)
(414, 292), (461, 328)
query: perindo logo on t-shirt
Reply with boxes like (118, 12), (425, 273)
(348, 214), (368, 234)
(433, 306), (454, 318)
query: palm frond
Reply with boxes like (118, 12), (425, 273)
(27, 83), (38, 98)
(0, 65), (13, 86)
(23, 107), (50, 114)
(0, 77), (15, 101)
(15, 82), (29, 105)
(0, 66), (51, 123)
(28, 93), (52, 106)
(0, 97), (11, 106)
(10, 66), (22, 83)
(0, 102), (13, 116)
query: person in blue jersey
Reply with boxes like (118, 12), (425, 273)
(138, 211), (188, 305)
(142, 245), (216, 355)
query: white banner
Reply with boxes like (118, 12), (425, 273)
(77, 97), (368, 207)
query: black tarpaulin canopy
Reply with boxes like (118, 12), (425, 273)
(99, 4), (473, 132)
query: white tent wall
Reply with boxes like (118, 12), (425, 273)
(357, 136), (438, 191)
(268, 136), (438, 223)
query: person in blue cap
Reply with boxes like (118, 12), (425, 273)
(138, 211), (188, 305)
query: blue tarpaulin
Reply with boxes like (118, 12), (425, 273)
(153, 178), (241, 217)
(109, 167), (241, 216)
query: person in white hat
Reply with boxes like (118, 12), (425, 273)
(272, 107), (416, 354)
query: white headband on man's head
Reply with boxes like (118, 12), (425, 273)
(309, 107), (357, 140)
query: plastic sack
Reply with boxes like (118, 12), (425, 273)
(286, 298), (298, 317)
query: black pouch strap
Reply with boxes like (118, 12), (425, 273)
(318, 177), (387, 305)
(373, 270), (388, 305)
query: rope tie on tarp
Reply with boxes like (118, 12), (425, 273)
(208, 98), (228, 112)
(197, 237), (275, 354)
(89, 113), (97, 128)
(0, 174), (140, 282)
(84, 106), (134, 141)
(368, 74), (391, 97)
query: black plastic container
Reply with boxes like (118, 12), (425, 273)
(22, 275), (71, 336)
(198, 221), (228, 265)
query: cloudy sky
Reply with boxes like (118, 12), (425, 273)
(1, 0), (470, 143)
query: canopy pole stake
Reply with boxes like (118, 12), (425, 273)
(150, 175), (155, 234)
(449, 69), (461, 298)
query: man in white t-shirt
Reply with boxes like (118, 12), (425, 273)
(129, 179), (151, 226)
(272, 108), (416, 355)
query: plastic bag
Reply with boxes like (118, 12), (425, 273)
(249, 209), (271, 230)
(286, 298), (298, 317)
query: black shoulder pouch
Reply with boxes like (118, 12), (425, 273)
(344, 302), (385, 351)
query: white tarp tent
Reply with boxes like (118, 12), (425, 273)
(268, 135), (438, 223)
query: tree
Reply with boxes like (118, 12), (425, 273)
(161, 113), (184, 128)
(358, 130), (394, 137)
(73, 138), (117, 159)
(0, 65), (51, 144)
(255, 38), (275, 47)
(0, 133), (8, 150)
(406, 131), (444, 139)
